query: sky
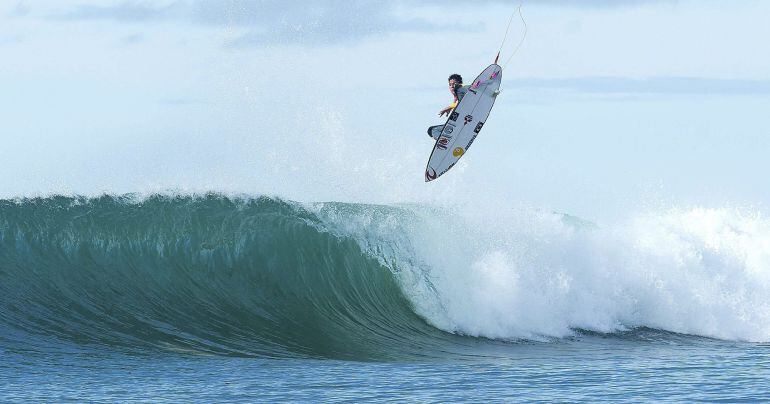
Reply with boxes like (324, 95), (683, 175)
(2, 0), (769, 221)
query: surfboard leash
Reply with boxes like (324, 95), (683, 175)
(501, 5), (528, 71)
(495, 8), (517, 64)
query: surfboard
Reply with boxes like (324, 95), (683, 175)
(425, 64), (502, 182)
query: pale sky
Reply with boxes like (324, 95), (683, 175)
(2, 0), (769, 220)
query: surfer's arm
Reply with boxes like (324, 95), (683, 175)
(438, 100), (458, 117)
(439, 83), (469, 116)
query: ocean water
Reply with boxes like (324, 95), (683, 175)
(1, 194), (769, 401)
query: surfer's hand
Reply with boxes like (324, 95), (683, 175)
(439, 107), (452, 117)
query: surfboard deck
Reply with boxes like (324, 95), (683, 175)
(425, 64), (502, 182)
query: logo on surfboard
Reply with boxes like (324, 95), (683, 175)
(425, 168), (437, 181)
(464, 115), (473, 124)
(453, 147), (464, 157)
(466, 134), (478, 149)
(474, 122), (484, 133)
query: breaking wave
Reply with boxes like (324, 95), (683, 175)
(1, 194), (768, 360)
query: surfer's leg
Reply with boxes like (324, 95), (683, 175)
(427, 125), (444, 140)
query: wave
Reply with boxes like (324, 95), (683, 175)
(1, 194), (769, 360)
(0, 195), (462, 360)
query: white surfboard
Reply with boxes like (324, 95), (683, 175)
(425, 64), (502, 182)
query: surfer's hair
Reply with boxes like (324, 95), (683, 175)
(448, 74), (463, 84)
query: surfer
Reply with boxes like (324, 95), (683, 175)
(427, 74), (468, 140)
(438, 74), (467, 117)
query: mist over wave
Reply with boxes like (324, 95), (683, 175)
(1, 194), (768, 361)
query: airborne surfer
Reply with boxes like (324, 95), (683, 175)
(427, 74), (469, 140)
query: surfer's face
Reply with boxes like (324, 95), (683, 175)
(448, 79), (459, 95)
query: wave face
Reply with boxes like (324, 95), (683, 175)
(1, 194), (770, 360)
(0, 195), (463, 360)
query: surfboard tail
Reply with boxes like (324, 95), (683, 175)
(425, 168), (437, 182)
